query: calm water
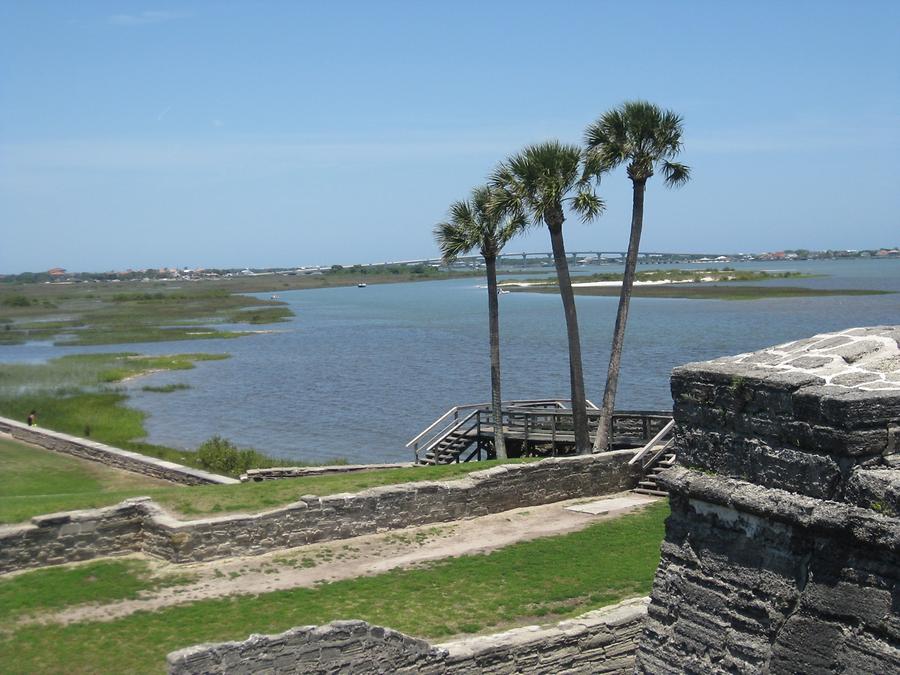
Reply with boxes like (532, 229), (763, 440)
(4, 259), (899, 463)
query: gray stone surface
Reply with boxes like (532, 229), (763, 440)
(636, 326), (900, 674)
(166, 598), (648, 674)
(670, 326), (900, 500)
(0, 417), (236, 486)
(241, 463), (413, 482)
(0, 450), (640, 574)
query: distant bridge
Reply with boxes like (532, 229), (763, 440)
(345, 252), (729, 268)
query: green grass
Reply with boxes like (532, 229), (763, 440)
(0, 501), (668, 673)
(517, 284), (892, 301)
(0, 438), (173, 523)
(0, 559), (193, 623)
(0, 439), (536, 524)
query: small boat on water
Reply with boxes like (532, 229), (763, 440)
(357, 283), (367, 288)
(270, 294), (280, 300)
(498, 289), (511, 295)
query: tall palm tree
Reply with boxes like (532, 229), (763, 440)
(585, 101), (690, 452)
(434, 185), (526, 459)
(491, 141), (604, 454)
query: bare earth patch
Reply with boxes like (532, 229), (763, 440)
(27, 493), (657, 627)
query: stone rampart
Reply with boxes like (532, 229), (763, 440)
(0, 417), (236, 486)
(0, 450), (640, 574)
(636, 326), (900, 673)
(166, 597), (648, 674)
(240, 462), (413, 482)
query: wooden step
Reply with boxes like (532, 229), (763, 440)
(634, 488), (668, 497)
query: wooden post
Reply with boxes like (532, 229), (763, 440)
(551, 411), (557, 456)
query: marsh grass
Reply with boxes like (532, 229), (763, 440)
(508, 267), (812, 287)
(0, 286), (290, 346)
(0, 352), (227, 394)
(518, 284), (891, 301)
(141, 383), (190, 393)
(0, 438), (536, 524)
(0, 352), (254, 476)
(0, 501), (668, 673)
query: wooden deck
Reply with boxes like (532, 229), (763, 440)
(407, 400), (672, 465)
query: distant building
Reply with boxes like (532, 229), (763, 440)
(48, 267), (66, 277)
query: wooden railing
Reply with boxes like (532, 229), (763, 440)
(407, 400), (671, 463)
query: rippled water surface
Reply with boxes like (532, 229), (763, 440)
(3, 259), (899, 463)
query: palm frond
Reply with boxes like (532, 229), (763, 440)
(569, 190), (606, 223)
(661, 160), (691, 188)
(586, 100), (688, 184)
(434, 219), (475, 261)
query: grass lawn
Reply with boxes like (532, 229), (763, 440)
(0, 559), (193, 623)
(0, 500), (668, 673)
(0, 438), (535, 524)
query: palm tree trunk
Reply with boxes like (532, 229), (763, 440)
(484, 254), (507, 459)
(546, 214), (590, 453)
(594, 178), (646, 452)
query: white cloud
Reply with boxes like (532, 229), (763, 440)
(108, 10), (189, 26)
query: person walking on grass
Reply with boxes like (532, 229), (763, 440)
(27, 409), (37, 426)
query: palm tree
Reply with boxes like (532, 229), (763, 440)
(585, 101), (690, 452)
(434, 185), (526, 459)
(491, 141), (604, 454)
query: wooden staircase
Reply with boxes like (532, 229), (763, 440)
(420, 427), (477, 465)
(634, 447), (677, 496)
(628, 420), (677, 496)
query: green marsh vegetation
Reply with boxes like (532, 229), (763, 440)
(520, 284), (892, 301)
(0, 436), (535, 524)
(0, 501), (668, 673)
(0, 267), (490, 347)
(0, 352), (280, 474)
(0, 286), (293, 347)
(511, 267), (815, 286)
(506, 267), (890, 301)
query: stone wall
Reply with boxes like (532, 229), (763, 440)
(0, 501), (148, 574)
(0, 417), (237, 486)
(0, 450), (640, 574)
(241, 462), (413, 482)
(636, 327), (900, 673)
(166, 597), (648, 674)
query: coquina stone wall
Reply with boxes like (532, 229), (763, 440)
(241, 462), (413, 482)
(0, 417), (236, 485)
(636, 326), (900, 673)
(166, 597), (648, 674)
(0, 449), (640, 574)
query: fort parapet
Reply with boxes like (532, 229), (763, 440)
(636, 326), (900, 673)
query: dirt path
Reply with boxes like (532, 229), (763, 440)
(31, 492), (658, 627)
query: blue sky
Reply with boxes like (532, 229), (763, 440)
(1, 1), (898, 273)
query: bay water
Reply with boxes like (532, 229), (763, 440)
(3, 259), (898, 464)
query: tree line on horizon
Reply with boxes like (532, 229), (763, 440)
(434, 100), (690, 457)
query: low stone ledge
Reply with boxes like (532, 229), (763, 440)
(166, 599), (649, 674)
(846, 467), (900, 515)
(658, 467), (900, 550)
(240, 462), (413, 482)
(0, 417), (237, 485)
